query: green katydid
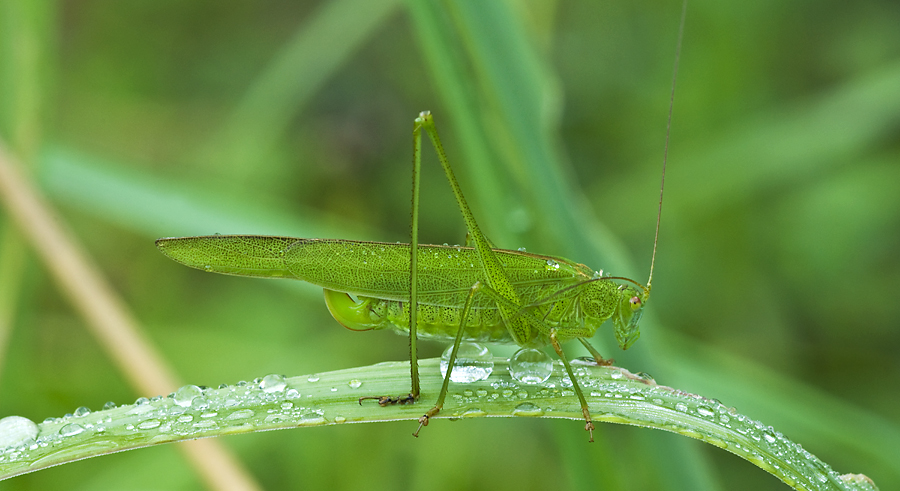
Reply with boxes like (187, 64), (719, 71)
(156, 4), (685, 442)
(156, 111), (655, 440)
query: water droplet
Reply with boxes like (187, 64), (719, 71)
(634, 372), (656, 384)
(225, 409), (254, 421)
(260, 374), (287, 393)
(203, 265), (212, 271)
(128, 406), (153, 419)
(307, 374), (320, 383)
(138, 419), (161, 430)
(462, 408), (486, 417)
(0, 416), (38, 448)
(298, 410), (326, 425)
(173, 385), (203, 407)
(508, 348), (552, 384)
(191, 397), (210, 411)
(59, 423), (85, 437)
(102, 401), (116, 410)
(517, 247), (527, 252)
(512, 403), (544, 416)
(545, 259), (560, 270)
(675, 402), (688, 412)
(763, 432), (776, 444)
(348, 379), (362, 389)
(73, 406), (91, 417)
(285, 388), (300, 399)
(697, 407), (715, 417)
(440, 343), (494, 383)
(134, 397), (150, 405)
(592, 270), (604, 279)
(334, 416), (347, 423)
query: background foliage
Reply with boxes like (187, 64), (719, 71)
(0, 0), (898, 489)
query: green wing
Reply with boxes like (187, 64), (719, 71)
(156, 235), (591, 306)
(155, 235), (300, 278)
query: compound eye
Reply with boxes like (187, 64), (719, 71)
(629, 296), (641, 309)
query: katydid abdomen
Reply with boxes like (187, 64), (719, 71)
(155, 235), (631, 348)
(323, 288), (514, 344)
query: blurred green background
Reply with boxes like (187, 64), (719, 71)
(1, 0), (898, 489)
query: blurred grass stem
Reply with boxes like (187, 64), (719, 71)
(0, 140), (262, 491)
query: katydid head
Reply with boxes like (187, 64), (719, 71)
(576, 277), (648, 350)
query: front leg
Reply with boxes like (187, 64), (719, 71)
(577, 337), (615, 366)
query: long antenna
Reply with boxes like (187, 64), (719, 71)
(647, 0), (687, 292)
